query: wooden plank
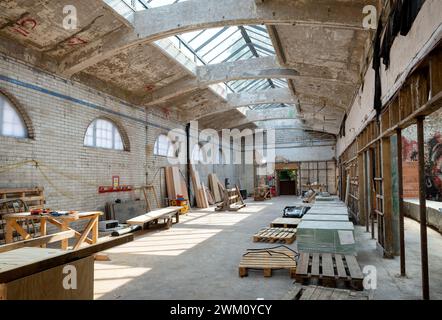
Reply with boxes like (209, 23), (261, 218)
(209, 174), (222, 203)
(317, 287), (335, 300)
(1, 256), (93, 300)
(321, 253), (335, 278)
(311, 253), (320, 276)
(299, 286), (316, 300)
(309, 286), (323, 300)
(334, 254), (348, 279)
(73, 218), (97, 250)
(344, 255), (364, 280)
(0, 231), (75, 253)
(126, 207), (182, 225)
(0, 234), (134, 283)
(430, 48), (442, 98)
(297, 252), (310, 275)
(9, 221), (31, 241)
(165, 167), (173, 200)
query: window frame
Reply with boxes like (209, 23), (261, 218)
(154, 134), (175, 158)
(0, 92), (28, 139)
(83, 118), (127, 151)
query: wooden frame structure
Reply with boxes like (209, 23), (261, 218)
(338, 44), (442, 300)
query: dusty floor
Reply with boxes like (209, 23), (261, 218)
(94, 196), (442, 300)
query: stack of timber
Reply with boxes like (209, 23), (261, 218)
(296, 221), (356, 255)
(165, 167), (189, 200)
(204, 186), (215, 205)
(254, 186), (271, 201)
(215, 184), (245, 212)
(190, 167), (209, 208)
(208, 174), (223, 203)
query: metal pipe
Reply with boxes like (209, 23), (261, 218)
(396, 128), (406, 277)
(417, 116), (430, 300)
(370, 147), (375, 240)
(185, 123), (192, 207)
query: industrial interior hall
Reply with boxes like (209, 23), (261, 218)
(0, 0), (441, 302)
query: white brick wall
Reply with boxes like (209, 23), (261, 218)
(0, 54), (258, 214)
(0, 55), (186, 212)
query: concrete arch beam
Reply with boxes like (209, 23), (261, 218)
(144, 57), (299, 105)
(59, 0), (371, 76)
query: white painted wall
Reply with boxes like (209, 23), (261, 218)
(336, 0), (442, 155)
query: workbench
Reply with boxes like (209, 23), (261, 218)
(0, 233), (133, 300)
(3, 211), (103, 250)
(126, 206), (182, 228)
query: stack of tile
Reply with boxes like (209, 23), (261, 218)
(296, 221), (356, 255)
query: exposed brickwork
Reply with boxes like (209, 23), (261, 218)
(0, 55), (186, 212)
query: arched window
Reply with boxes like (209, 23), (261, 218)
(154, 134), (174, 157)
(0, 93), (27, 138)
(84, 118), (125, 150)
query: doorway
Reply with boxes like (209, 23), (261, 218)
(278, 170), (297, 195)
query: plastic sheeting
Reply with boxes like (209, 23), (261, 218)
(297, 221), (356, 255)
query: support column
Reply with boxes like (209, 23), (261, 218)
(381, 136), (394, 257)
(357, 153), (366, 226)
(370, 148), (376, 240)
(417, 116), (430, 300)
(396, 128), (406, 276)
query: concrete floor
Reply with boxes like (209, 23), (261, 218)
(94, 196), (442, 300)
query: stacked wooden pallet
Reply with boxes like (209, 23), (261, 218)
(190, 167), (209, 208)
(295, 252), (364, 290)
(253, 227), (296, 244)
(208, 173), (223, 203)
(239, 248), (297, 278)
(0, 187), (45, 214)
(270, 217), (300, 228)
(165, 167), (189, 201)
(0, 188), (45, 242)
(283, 284), (370, 300)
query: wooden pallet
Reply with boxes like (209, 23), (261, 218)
(270, 217), (300, 228)
(295, 252), (364, 290)
(283, 284), (371, 300)
(253, 227), (296, 244)
(239, 248), (297, 278)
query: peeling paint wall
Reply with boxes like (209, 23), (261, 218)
(336, 0), (442, 155)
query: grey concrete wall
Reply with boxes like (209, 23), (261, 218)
(404, 200), (442, 233)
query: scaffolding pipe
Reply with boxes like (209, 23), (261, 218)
(417, 116), (430, 300)
(396, 128), (406, 277)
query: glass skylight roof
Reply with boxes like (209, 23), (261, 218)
(104, 0), (291, 110)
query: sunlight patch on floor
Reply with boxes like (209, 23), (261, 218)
(238, 204), (269, 213)
(103, 228), (223, 256)
(183, 212), (251, 225)
(94, 263), (151, 299)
